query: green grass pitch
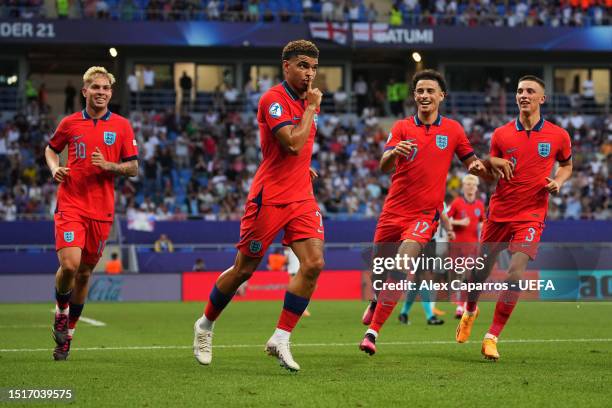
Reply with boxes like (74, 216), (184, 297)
(1, 301), (611, 407)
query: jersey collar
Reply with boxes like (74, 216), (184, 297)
(413, 114), (442, 127)
(282, 81), (299, 101)
(515, 116), (544, 132)
(82, 109), (112, 121)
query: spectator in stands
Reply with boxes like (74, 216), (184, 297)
(37, 83), (48, 112)
(223, 83), (240, 111)
(321, 0), (334, 21)
(303, 0), (314, 21)
(334, 86), (349, 112)
(366, 2), (378, 22)
(179, 71), (193, 111)
(154, 233), (175, 252)
(389, 2), (403, 26)
(127, 70), (139, 94)
(192, 258), (206, 271)
(267, 248), (287, 271)
(353, 75), (368, 114)
(247, 0), (259, 22)
(143, 66), (155, 90)
(64, 81), (76, 114)
(207, 0), (220, 20)
(105, 252), (123, 274)
(56, 0), (69, 19)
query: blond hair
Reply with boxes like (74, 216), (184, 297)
(83, 66), (116, 86)
(462, 174), (479, 185)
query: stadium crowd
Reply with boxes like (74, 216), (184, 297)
(0, 87), (610, 221)
(1, 0), (610, 26)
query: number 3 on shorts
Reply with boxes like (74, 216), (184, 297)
(525, 227), (536, 242)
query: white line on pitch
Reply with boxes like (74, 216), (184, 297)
(1, 338), (612, 353)
(79, 317), (106, 327)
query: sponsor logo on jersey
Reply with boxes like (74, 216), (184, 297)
(474, 208), (481, 217)
(268, 102), (282, 119)
(72, 135), (83, 141)
(64, 231), (75, 243)
(249, 240), (263, 254)
(435, 134), (448, 149)
(538, 142), (550, 157)
(506, 147), (518, 153)
(104, 131), (116, 146)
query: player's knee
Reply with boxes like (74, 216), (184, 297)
(233, 267), (255, 282)
(302, 257), (325, 278)
(60, 260), (80, 276)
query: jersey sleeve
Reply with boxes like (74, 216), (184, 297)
(447, 198), (459, 218)
(383, 121), (404, 152)
(556, 129), (572, 162)
(120, 121), (139, 162)
(48, 117), (71, 154)
(260, 92), (293, 135)
(490, 129), (502, 157)
(454, 125), (475, 162)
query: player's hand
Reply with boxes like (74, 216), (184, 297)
(392, 140), (417, 158)
(309, 167), (318, 181)
(51, 166), (70, 183)
(447, 230), (456, 241)
(489, 157), (514, 180)
(468, 159), (487, 176)
(92, 147), (112, 171)
(306, 79), (322, 109)
(545, 177), (561, 195)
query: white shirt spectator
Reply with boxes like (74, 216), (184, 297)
(227, 136), (241, 156)
(404, 0), (418, 11)
(321, 1), (334, 21)
(348, 4), (360, 21)
(207, 0), (220, 19)
(143, 67), (155, 88)
(224, 87), (239, 103)
(127, 73), (139, 92)
(258, 75), (273, 92)
(582, 79), (594, 98)
(569, 113), (584, 130)
(354, 78), (367, 96)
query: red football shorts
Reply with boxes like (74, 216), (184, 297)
(374, 213), (440, 245)
(480, 219), (544, 260)
(54, 211), (113, 265)
(237, 199), (324, 257)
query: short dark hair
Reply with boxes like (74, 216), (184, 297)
(412, 69), (447, 94)
(282, 40), (319, 62)
(518, 75), (545, 90)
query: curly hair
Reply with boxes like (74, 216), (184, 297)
(281, 40), (319, 62)
(412, 69), (447, 94)
(83, 66), (116, 87)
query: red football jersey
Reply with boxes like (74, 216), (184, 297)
(49, 110), (138, 221)
(447, 196), (485, 242)
(382, 115), (475, 219)
(488, 117), (572, 223)
(250, 81), (318, 205)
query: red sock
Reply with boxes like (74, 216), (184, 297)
(204, 302), (222, 321)
(369, 300), (398, 333)
(277, 309), (301, 332)
(488, 290), (520, 337)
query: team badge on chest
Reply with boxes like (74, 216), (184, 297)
(435, 134), (448, 150)
(104, 131), (116, 146)
(537, 142), (550, 158)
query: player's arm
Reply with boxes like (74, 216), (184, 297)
(440, 211), (455, 241)
(450, 217), (469, 227)
(545, 159), (572, 195)
(275, 82), (322, 155)
(379, 140), (416, 173)
(92, 147), (138, 177)
(45, 145), (70, 183)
